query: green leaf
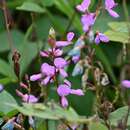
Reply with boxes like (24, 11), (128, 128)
(108, 22), (130, 33)
(105, 30), (129, 44)
(0, 30), (24, 52)
(109, 106), (130, 126)
(17, 2), (45, 13)
(0, 91), (17, 116)
(40, 0), (54, 7)
(0, 59), (16, 82)
(8, 103), (91, 123)
(105, 22), (130, 44)
(88, 122), (108, 130)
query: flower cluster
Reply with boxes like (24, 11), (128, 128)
(76, 0), (119, 44)
(30, 29), (84, 107)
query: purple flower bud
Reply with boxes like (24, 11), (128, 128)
(54, 58), (67, 68)
(95, 32), (109, 44)
(105, 0), (119, 18)
(121, 80), (130, 88)
(67, 32), (75, 42)
(30, 73), (42, 81)
(20, 82), (28, 89)
(40, 51), (49, 57)
(54, 49), (63, 57)
(0, 84), (4, 92)
(72, 56), (80, 63)
(76, 0), (91, 12)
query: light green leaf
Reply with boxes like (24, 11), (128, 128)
(105, 30), (129, 44)
(109, 106), (130, 126)
(88, 122), (108, 130)
(17, 2), (45, 13)
(0, 91), (17, 116)
(108, 22), (130, 33)
(105, 22), (130, 44)
(8, 103), (91, 123)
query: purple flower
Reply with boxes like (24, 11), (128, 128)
(30, 63), (55, 85)
(41, 63), (55, 85)
(0, 84), (4, 92)
(95, 32), (109, 44)
(57, 83), (84, 108)
(54, 58), (68, 78)
(16, 90), (38, 103)
(76, 0), (91, 12)
(40, 48), (63, 58)
(81, 13), (96, 32)
(56, 32), (74, 47)
(121, 80), (130, 88)
(105, 0), (119, 18)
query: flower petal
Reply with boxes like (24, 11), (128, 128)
(30, 73), (42, 81)
(54, 58), (67, 68)
(67, 32), (75, 42)
(56, 41), (71, 47)
(61, 96), (68, 108)
(70, 89), (84, 96)
(76, 0), (91, 12)
(59, 69), (68, 78)
(121, 80), (130, 88)
(107, 8), (119, 18)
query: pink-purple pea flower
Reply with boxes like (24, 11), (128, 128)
(121, 80), (130, 88)
(54, 57), (68, 78)
(81, 13), (96, 32)
(16, 90), (38, 103)
(30, 63), (55, 85)
(56, 32), (75, 47)
(105, 0), (119, 18)
(57, 80), (84, 108)
(95, 32), (109, 44)
(76, 0), (91, 12)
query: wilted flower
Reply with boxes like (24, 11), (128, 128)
(76, 0), (91, 12)
(105, 0), (119, 18)
(121, 80), (130, 88)
(95, 32), (109, 44)
(16, 90), (38, 103)
(56, 32), (74, 47)
(57, 81), (84, 108)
